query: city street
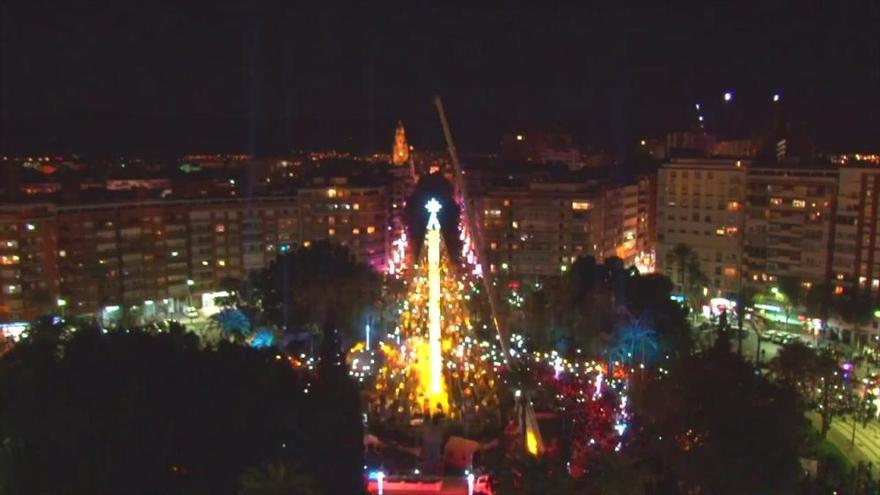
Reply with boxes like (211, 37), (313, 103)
(809, 412), (880, 468)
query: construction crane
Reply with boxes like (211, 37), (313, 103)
(433, 95), (544, 456)
(432, 95), (509, 358)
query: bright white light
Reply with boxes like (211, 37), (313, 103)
(516, 134), (524, 141)
(695, 103), (701, 110)
(773, 93), (780, 102)
(723, 91), (733, 102)
(698, 115), (704, 122)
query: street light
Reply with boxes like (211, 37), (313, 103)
(723, 91), (733, 102)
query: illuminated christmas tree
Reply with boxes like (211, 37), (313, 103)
(374, 198), (498, 419)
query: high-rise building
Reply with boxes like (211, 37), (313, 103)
(477, 178), (655, 280)
(0, 204), (59, 321)
(479, 181), (603, 279)
(743, 166), (837, 290)
(833, 167), (880, 299)
(656, 159), (747, 299)
(298, 180), (388, 272)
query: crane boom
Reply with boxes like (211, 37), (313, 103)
(432, 95), (510, 358)
(433, 96), (544, 456)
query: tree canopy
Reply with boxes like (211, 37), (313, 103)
(250, 240), (381, 345)
(0, 323), (363, 494)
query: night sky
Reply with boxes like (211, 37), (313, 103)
(1, 1), (878, 156)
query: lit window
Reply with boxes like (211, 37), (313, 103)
(171, 251), (179, 257)
(770, 197), (783, 206)
(4, 240), (17, 248)
(352, 228), (360, 235)
(25, 223), (35, 231)
(215, 224), (225, 233)
(836, 273), (845, 280)
(501, 262), (509, 271)
(792, 199), (806, 208)
(725, 226), (738, 235)
(715, 228), (726, 236)
(201, 260), (209, 266)
(834, 286), (844, 295)
(367, 226), (376, 234)
(560, 265), (568, 272)
(353, 203), (360, 210)
(0, 255), (20, 265)
(303, 241), (311, 248)
(511, 221), (519, 229)
(218, 259), (226, 267)
(58, 249), (66, 257)
(802, 281), (813, 289)
(328, 228), (336, 236)
(503, 199), (511, 207)
(724, 267), (737, 277)
(726, 201), (740, 211)
(490, 242), (497, 250)
(327, 188), (338, 198)
(571, 201), (592, 211)
(485, 209), (502, 217)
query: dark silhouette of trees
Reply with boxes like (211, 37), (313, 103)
(632, 343), (805, 494)
(0, 323), (363, 494)
(250, 240), (381, 347)
(533, 256), (691, 359)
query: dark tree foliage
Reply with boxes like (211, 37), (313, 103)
(308, 320), (365, 494)
(0, 326), (363, 494)
(252, 240), (381, 345)
(404, 171), (462, 261)
(633, 343), (805, 494)
(542, 256), (691, 358)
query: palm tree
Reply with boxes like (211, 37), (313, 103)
(777, 275), (804, 328)
(671, 243), (692, 295)
(238, 461), (320, 495)
(671, 244), (706, 321)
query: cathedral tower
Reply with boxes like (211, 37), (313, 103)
(392, 121), (410, 166)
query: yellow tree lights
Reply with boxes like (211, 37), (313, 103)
(425, 198), (445, 408)
(373, 198), (497, 419)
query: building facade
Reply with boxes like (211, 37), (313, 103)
(0, 204), (59, 321)
(0, 183), (388, 323)
(477, 178), (655, 280)
(833, 167), (880, 299)
(743, 166), (837, 290)
(656, 159), (747, 299)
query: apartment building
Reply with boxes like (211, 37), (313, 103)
(0, 204), (59, 321)
(833, 167), (880, 299)
(477, 178), (654, 280)
(298, 180), (388, 271)
(0, 181), (388, 322)
(743, 166), (837, 289)
(656, 159), (747, 299)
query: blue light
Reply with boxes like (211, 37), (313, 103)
(250, 328), (274, 348)
(367, 470), (384, 480)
